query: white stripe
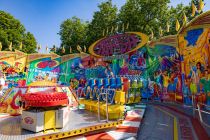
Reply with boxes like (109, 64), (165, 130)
(122, 121), (140, 127)
(125, 137), (136, 140)
(73, 136), (86, 140)
(126, 114), (141, 118)
(0, 114), (10, 118)
(135, 104), (146, 108)
(0, 115), (9, 117)
(107, 131), (136, 140)
(126, 110), (141, 118)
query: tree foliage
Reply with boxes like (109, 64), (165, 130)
(86, 0), (118, 47)
(166, 0), (203, 35)
(118, 0), (170, 38)
(58, 0), (205, 54)
(57, 0), (118, 55)
(58, 16), (87, 55)
(0, 11), (37, 53)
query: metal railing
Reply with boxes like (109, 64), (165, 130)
(117, 74), (142, 81)
(97, 89), (116, 122)
(147, 93), (210, 128)
(98, 90), (108, 122)
(196, 103), (210, 128)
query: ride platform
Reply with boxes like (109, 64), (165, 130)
(0, 108), (114, 140)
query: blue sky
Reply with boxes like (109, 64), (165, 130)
(0, 0), (209, 53)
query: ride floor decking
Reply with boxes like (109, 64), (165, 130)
(0, 109), (107, 140)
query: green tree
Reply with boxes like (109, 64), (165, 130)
(118, 0), (204, 39)
(118, 0), (170, 39)
(0, 11), (37, 53)
(86, 0), (118, 46)
(166, 0), (204, 35)
(22, 32), (37, 53)
(58, 16), (88, 55)
(166, 4), (190, 35)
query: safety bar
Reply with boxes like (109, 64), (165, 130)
(106, 89), (116, 105)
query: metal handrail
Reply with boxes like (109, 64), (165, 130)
(97, 88), (116, 122)
(98, 89), (109, 122)
(196, 103), (210, 128)
(178, 98), (210, 115)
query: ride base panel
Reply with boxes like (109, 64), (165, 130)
(0, 109), (109, 140)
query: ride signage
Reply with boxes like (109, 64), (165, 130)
(89, 32), (149, 57)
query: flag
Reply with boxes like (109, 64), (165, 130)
(192, 3), (197, 17)
(115, 25), (118, 32)
(51, 45), (56, 52)
(84, 45), (86, 52)
(111, 26), (114, 34)
(198, 0), (204, 13)
(176, 19), (180, 31)
(122, 23), (125, 32)
(9, 42), (12, 51)
(166, 22), (170, 32)
(77, 45), (82, 53)
(37, 44), (41, 51)
(126, 22), (129, 30)
(46, 46), (48, 52)
(19, 42), (23, 50)
(62, 46), (65, 53)
(150, 29), (154, 39)
(69, 46), (72, 53)
(183, 13), (187, 24)
(0, 42), (2, 51)
(159, 26), (163, 37)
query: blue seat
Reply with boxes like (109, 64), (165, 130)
(110, 78), (116, 89)
(96, 79), (103, 88)
(87, 79), (96, 89)
(103, 78), (110, 88)
(8, 82), (13, 88)
(116, 77), (122, 89)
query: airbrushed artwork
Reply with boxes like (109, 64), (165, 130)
(0, 1), (209, 140)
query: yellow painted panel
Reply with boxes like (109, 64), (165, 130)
(44, 110), (56, 130)
(115, 91), (126, 104)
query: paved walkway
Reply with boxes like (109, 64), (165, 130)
(137, 105), (174, 140)
(138, 103), (210, 140)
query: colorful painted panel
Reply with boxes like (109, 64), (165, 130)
(89, 32), (149, 57)
(27, 58), (60, 85)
